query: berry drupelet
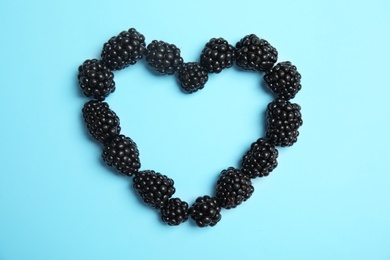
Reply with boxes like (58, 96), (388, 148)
(146, 40), (183, 75)
(235, 34), (278, 72)
(160, 198), (189, 226)
(78, 59), (115, 100)
(133, 170), (176, 209)
(200, 38), (235, 73)
(241, 138), (278, 178)
(101, 28), (146, 70)
(264, 61), (302, 100)
(189, 195), (222, 227)
(82, 100), (121, 144)
(216, 167), (254, 209)
(177, 62), (208, 93)
(266, 99), (303, 147)
(102, 135), (141, 176)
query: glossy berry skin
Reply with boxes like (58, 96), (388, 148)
(216, 167), (254, 209)
(101, 28), (146, 70)
(241, 138), (278, 178)
(146, 40), (183, 75)
(102, 135), (140, 176)
(264, 61), (302, 100)
(133, 170), (175, 209)
(200, 38), (235, 73)
(78, 59), (115, 100)
(235, 34), (278, 72)
(189, 195), (222, 227)
(82, 100), (121, 144)
(266, 99), (303, 147)
(178, 62), (208, 93)
(160, 198), (189, 226)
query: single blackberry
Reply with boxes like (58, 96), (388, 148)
(101, 28), (146, 70)
(266, 99), (303, 147)
(264, 61), (302, 100)
(102, 135), (140, 176)
(82, 100), (121, 144)
(189, 195), (221, 227)
(133, 170), (175, 209)
(200, 38), (235, 73)
(146, 40), (183, 75)
(216, 167), (254, 209)
(78, 59), (115, 100)
(235, 34), (278, 72)
(241, 138), (278, 178)
(160, 198), (189, 226)
(178, 62), (208, 93)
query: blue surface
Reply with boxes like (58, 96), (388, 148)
(1, 0), (389, 259)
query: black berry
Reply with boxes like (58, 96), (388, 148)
(160, 198), (189, 226)
(178, 62), (208, 93)
(101, 28), (146, 70)
(102, 135), (140, 176)
(146, 40), (183, 75)
(133, 170), (175, 209)
(78, 59), (115, 100)
(189, 195), (222, 227)
(235, 34), (278, 72)
(200, 38), (235, 73)
(266, 99), (303, 147)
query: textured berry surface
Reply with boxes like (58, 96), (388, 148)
(216, 167), (254, 209)
(146, 40), (183, 75)
(160, 198), (189, 226)
(265, 61), (302, 100)
(82, 100), (121, 144)
(241, 138), (278, 178)
(102, 135), (140, 176)
(101, 28), (146, 70)
(235, 34), (278, 72)
(266, 99), (303, 147)
(78, 59), (115, 100)
(189, 195), (221, 227)
(178, 62), (208, 93)
(133, 170), (175, 209)
(200, 38), (235, 73)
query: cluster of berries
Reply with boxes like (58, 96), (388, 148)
(78, 28), (303, 227)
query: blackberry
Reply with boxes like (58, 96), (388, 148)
(82, 100), (121, 144)
(266, 99), (303, 147)
(133, 170), (175, 209)
(235, 34), (278, 72)
(241, 138), (278, 178)
(160, 198), (189, 226)
(146, 40), (183, 75)
(102, 135), (140, 176)
(264, 61), (302, 100)
(78, 59), (115, 100)
(101, 28), (146, 70)
(189, 195), (221, 227)
(216, 167), (254, 209)
(200, 38), (235, 73)
(177, 62), (208, 93)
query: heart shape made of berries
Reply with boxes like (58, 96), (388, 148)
(78, 28), (303, 227)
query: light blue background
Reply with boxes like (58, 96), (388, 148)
(0, 0), (389, 259)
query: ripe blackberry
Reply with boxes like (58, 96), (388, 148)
(189, 195), (221, 227)
(160, 198), (189, 226)
(82, 100), (121, 144)
(266, 99), (303, 147)
(78, 59), (115, 100)
(133, 170), (175, 209)
(101, 28), (146, 70)
(146, 40), (183, 75)
(177, 62), (208, 93)
(235, 34), (278, 72)
(216, 167), (254, 209)
(264, 61), (302, 100)
(200, 38), (235, 73)
(102, 135), (140, 176)
(241, 138), (278, 178)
